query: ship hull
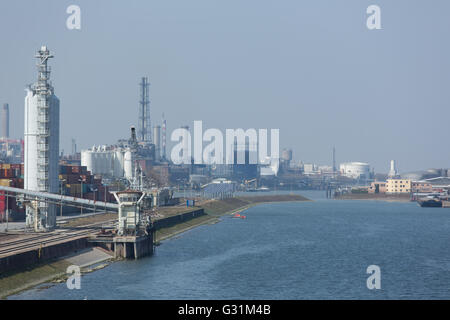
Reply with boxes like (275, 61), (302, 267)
(417, 199), (442, 208)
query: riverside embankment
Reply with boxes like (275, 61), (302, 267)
(334, 193), (411, 202)
(0, 194), (309, 298)
(154, 194), (310, 242)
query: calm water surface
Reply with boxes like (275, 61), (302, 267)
(10, 191), (450, 299)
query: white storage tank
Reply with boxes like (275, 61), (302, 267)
(114, 148), (125, 177)
(340, 162), (370, 180)
(81, 146), (115, 176)
(81, 149), (94, 173)
(124, 149), (134, 180)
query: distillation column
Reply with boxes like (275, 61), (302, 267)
(24, 46), (60, 231)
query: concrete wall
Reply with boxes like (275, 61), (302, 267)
(152, 208), (205, 230)
(0, 238), (88, 274)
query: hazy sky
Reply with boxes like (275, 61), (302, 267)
(0, 0), (449, 172)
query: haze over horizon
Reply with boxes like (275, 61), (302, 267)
(0, 0), (449, 173)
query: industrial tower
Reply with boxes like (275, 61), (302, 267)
(1, 103), (9, 138)
(332, 146), (336, 176)
(162, 112), (167, 160)
(138, 77), (151, 143)
(388, 160), (399, 178)
(24, 46), (60, 231)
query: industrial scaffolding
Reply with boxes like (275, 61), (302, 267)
(35, 47), (53, 226)
(138, 77), (151, 143)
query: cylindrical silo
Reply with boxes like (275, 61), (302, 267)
(24, 45), (59, 230)
(81, 150), (94, 173)
(124, 149), (134, 180)
(114, 148), (125, 177)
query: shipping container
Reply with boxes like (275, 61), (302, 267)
(71, 166), (80, 173)
(0, 179), (13, 187)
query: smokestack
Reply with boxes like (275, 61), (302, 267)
(153, 125), (161, 161)
(131, 126), (137, 142)
(332, 146), (336, 174)
(388, 160), (398, 178)
(162, 113), (167, 160)
(2, 103), (9, 138)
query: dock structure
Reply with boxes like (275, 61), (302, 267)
(108, 189), (154, 259)
(113, 234), (153, 259)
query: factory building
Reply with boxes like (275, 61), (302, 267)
(0, 139), (23, 164)
(24, 46), (60, 230)
(260, 158), (279, 177)
(303, 163), (318, 175)
(385, 179), (434, 194)
(340, 162), (370, 180)
(281, 148), (292, 167)
(368, 181), (387, 194)
(231, 141), (258, 181)
(386, 179), (412, 193)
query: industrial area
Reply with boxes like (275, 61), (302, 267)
(0, 45), (450, 289)
(0, 46), (308, 285)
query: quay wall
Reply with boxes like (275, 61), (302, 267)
(152, 208), (205, 230)
(0, 238), (89, 274)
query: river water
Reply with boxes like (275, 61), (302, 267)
(9, 191), (450, 299)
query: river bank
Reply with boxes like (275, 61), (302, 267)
(154, 194), (310, 243)
(1, 194), (309, 299)
(0, 247), (113, 299)
(334, 193), (412, 202)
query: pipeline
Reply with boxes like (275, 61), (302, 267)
(0, 185), (119, 211)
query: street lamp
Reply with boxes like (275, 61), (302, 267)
(92, 188), (98, 213)
(5, 190), (8, 232)
(103, 184), (108, 213)
(4, 179), (13, 232)
(60, 179), (66, 217)
(78, 178), (84, 215)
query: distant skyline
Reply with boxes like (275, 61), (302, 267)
(0, 0), (449, 173)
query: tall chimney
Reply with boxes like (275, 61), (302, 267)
(153, 125), (161, 161)
(2, 103), (9, 138)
